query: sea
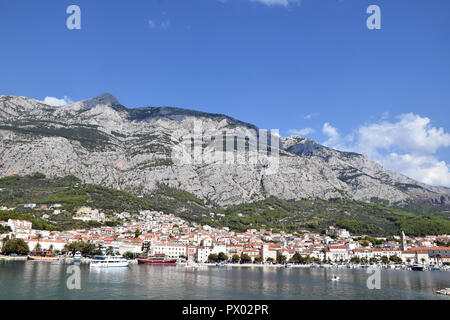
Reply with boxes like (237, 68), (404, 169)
(0, 261), (449, 300)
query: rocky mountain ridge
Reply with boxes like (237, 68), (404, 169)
(0, 93), (448, 207)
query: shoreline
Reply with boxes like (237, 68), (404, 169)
(1, 256), (448, 272)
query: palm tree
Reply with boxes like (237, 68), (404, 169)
(36, 233), (42, 252)
(106, 246), (114, 256)
(436, 254), (441, 266)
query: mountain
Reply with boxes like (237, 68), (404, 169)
(0, 93), (449, 208)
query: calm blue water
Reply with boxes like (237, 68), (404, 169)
(0, 261), (449, 300)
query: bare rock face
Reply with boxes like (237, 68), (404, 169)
(0, 94), (448, 206)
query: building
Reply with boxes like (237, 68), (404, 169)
(401, 248), (431, 264)
(25, 239), (68, 252)
(325, 245), (349, 262)
(196, 246), (212, 263)
(7, 219), (32, 233)
(401, 231), (408, 251)
(151, 242), (187, 259)
(352, 248), (402, 261)
(260, 244), (277, 262)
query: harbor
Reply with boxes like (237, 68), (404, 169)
(0, 259), (449, 300)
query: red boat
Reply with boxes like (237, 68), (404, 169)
(138, 254), (177, 265)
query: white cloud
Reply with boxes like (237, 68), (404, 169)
(288, 128), (315, 136)
(304, 112), (319, 120)
(148, 19), (170, 30)
(250, 0), (298, 6)
(383, 153), (450, 187)
(42, 96), (73, 107)
(220, 0), (299, 6)
(358, 113), (450, 156)
(322, 122), (341, 147)
(320, 113), (450, 187)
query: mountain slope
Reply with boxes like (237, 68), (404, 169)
(0, 93), (449, 207)
(1, 174), (449, 236)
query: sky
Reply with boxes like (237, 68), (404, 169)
(0, 0), (450, 186)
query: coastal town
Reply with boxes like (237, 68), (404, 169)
(1, 202), (449, 269)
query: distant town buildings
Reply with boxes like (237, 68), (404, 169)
(0, 203), (449, 266)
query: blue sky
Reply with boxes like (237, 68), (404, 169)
(1, 0), (450, 186)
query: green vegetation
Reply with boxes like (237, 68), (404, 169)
(183, 196), (450, 237)
(276, 255), (287, 264)
(353, 236), (385, 246)
(0, 210), (61, 231)
(218, 252), (228, 262)
(389, 255), (402, 263)
(0, 174), (155, 230)
(63, 241), (101, 257)
(123, 251), (135, 260)
(0, 174), (155, 214)
(0, 225), (11, 234)
(381, 256), (390, 264)
(240, 254), (252, 264)
(1, 238), (30, 256)
(208, 253), (218, 262)
(1, 174), (449, 237)
(350, 256), (360, 263)
(0, 122), (113, 151)
(231, 254), (240, 263)
(254, 256), (263, 263)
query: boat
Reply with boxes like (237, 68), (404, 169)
(431, 266), (441, 271)
(411, 264), (425, 271)
(90, 256), (129, 268)
(185, 261), (201, 268)
(73, 251), (82, 262)
(137, 254), (177, 265)
(285, 263), (293, 268)
(435, 288), (450, 296)
(331, 276), (340, 281)
(27, 251), (59, 262)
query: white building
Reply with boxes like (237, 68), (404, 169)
(196, 246), (212, 263)
(151, 242), (187, 258)
(7, 219), (32, 233)
(25, 239), (68, 252)
(325, 245), (349, 262)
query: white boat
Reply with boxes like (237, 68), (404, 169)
(331, 276), (340, 281)
(74, 251), (82, 262)
(435, 288), (450, 296)
(90, 256), (129, 268)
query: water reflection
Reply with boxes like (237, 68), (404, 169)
(0, 261), (449, 300)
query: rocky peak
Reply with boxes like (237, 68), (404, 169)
(79, 93), (121, 110)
